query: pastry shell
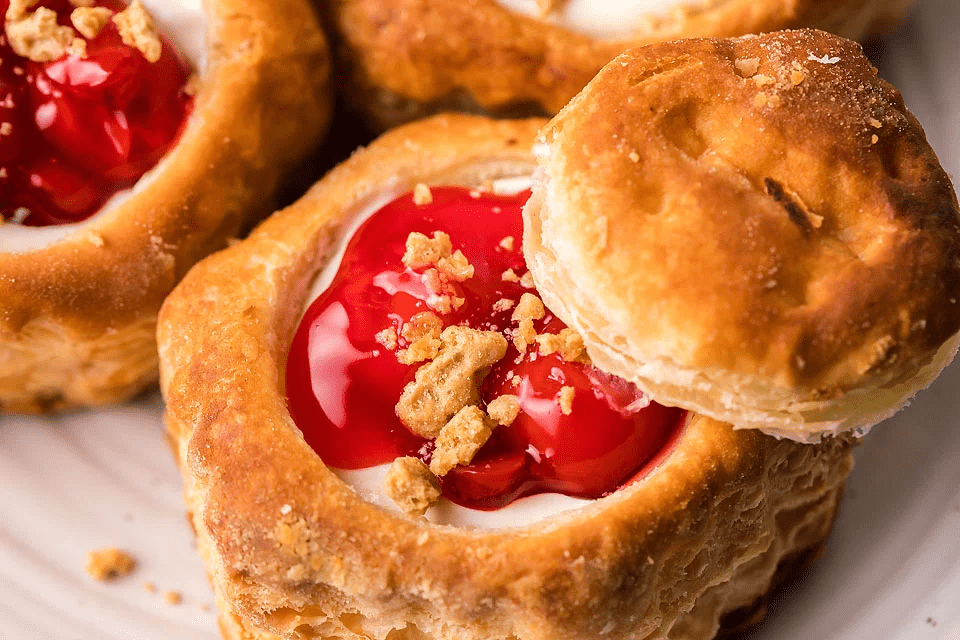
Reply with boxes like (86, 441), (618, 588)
(324, 0), (915, 129)
(524, 30), (960, 442)
(0, 0), (333, 412)
(158, 114), (854, 640)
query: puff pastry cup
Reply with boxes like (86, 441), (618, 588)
(159, 113), (854, 640)
(525, 29), (960, 443)
(0, 0), (333, 413)
(324, 0), (915, 129)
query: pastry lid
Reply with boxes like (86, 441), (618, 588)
(523, 30), (960, 442)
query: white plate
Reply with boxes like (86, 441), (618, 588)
(1, 1), (959, 637)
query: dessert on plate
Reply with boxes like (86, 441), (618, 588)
(324, 0), (916, 129)
(0, 0), (332, 412)
(158, 30), (959, 640)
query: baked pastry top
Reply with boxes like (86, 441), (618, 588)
(524, 29), (960, 442)
(326, 0), (915, 128)
(0, 0), (332, 412)
(159, 114), (854, 640)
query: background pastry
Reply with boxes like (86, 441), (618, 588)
(0, 0), (332, 412)
(323, 0), (915, 129)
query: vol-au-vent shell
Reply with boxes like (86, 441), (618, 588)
(524, 29), (960, 442)
(157, 115), (855, 640)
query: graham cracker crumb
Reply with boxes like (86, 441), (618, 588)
(512, 293), (545, 323)
(513, 318), (537, 354)
(536, 328), (587, 363)
(501, 268), (520, 283)
(868, 118), (882, 129)
(5, 0), (35, 22)
(558, 386), (575, 415)
(513, 319), (537, 353)
(143, 581), (156, 594)
(871, 134), (879, 144)
(492, 298), (515, 313)
(112, 0), (161, 63)
(510, 374), (521, 386)
(752, 74), (775, 87)
(0, 122), (10, 136)
(413, 183), (433, 206)
(400, 311), (442, 343)
(499, 236), (515, 251)
(790, 69), (806, 85)
(487, 394), (520, 426)
(437, 250), (474, 282)
(519, 271), (535, 289)
(397, 325), (507, 438)
(628, 151), (640, 163)
(83, 231), (105, 248)
(421, 267), (459, 314)
(734, 57), (760, 78)
(70, 6), (111, 39)
(85, 548), (136, 581)
(429, 405), (494, 476)
(163, 590), (182, 605)
(66, 36), (85, 57)
(375, 327), (398, 351)
(403, 230), (451, 269)
(398, 339), (442, 365)
(6, 6), (77, 63)
(512, 293), (545, 352)
(398, 312), (443, 365)
(384, 456), (440, 517)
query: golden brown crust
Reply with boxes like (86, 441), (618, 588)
(324, 0), (915, 129)
(0, 0), (333, 412)
(158, 114), (854, 640)
(524, 30), (960, 440)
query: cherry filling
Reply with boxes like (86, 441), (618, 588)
(286, 186), (685, 511)
(0, 0), (193, 226)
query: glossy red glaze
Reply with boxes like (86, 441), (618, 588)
(286, 186), (685, 510)
(0, 0), (193, 225)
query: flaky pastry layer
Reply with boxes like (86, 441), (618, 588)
(324, 0), (914, 129)
(158, 114), (854, 640)
(0, 0), (333, 413)
(524, 30), (960, 441)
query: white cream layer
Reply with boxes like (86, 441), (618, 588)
(495, 0), (707, 40)
(0, 0), (207, 254)
(304, 177), (592, 530)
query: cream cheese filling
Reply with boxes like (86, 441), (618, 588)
(494, 0), (710, 40)
(0, 0), (207, 254)
(303, 176), (592, 530)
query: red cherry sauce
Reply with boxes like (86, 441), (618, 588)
(0, 0), (193, 225)
(286, 186), (685, 510)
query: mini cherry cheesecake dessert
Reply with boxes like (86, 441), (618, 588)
(159, 115), (854, 640)
(324, 0), (915, 129)
(0, 0), (193, 226)
(0, 0), (332, 412)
